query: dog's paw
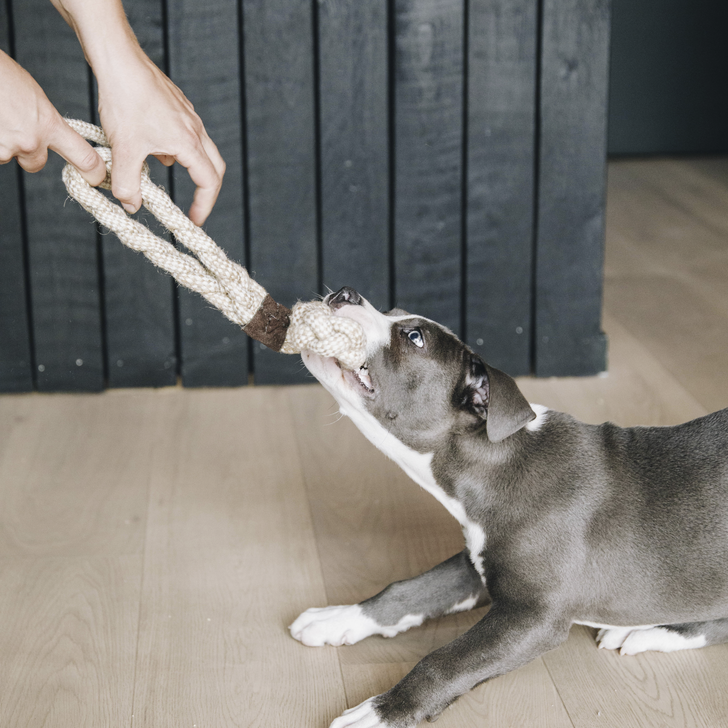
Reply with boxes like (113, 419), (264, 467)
(596, 627), (637, 652)
(289, 605), (381, 647)
(598, 626), (707, 656)
(329, 697), (389, 728)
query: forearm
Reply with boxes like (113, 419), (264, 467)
(49, 0), (146, 79)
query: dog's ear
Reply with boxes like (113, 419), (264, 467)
(460, 354), (535, 442)
(483, 364), (536, 442)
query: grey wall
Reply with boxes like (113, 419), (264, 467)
(608, 0), (728, 155)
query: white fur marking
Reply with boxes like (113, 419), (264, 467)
(446, 595), (478, 615)
(526, 404), (549, 432)
(330, 697), (383, 728)
(619, 627), (707, 655)
(580, 622), (708, 656)
(289, 604), (380, 647)
(289, 604), (423, 647)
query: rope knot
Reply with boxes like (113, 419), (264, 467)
(282, 301), (366, 370)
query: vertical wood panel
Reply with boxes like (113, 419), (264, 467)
(0, 0), (33, 393)
(535, 0), (609, 376)
(318, 0), (389, 307)
(100, 0), (177, 388)
(14, 0), (104, 392)
(393, 0), (464, 335)
(167, 0), (249, 387)
(466, 0), (537, 376)
(243, 0), (319, 385)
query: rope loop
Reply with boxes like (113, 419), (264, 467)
(61, 119), (366, 371)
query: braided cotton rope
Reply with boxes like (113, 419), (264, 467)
(60, 119), (366, 370)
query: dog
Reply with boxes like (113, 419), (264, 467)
(289, 287), (728, 728)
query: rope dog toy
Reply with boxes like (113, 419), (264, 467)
(61, 119), (366, 370)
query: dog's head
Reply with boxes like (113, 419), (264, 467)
(302, 287), (535, 452)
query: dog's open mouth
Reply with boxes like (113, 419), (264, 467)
(340, 361), (375, 395)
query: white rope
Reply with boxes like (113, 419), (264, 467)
(61, 119), (365, 370)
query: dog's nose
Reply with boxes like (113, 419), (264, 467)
(328, 286), (363, 310)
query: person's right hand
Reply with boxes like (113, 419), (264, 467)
(0, 49), (106, 185)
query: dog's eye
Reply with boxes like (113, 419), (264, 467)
(404, 328), (424, 348)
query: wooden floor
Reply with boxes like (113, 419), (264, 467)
(2, 157), (728, 727)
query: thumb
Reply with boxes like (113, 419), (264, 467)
(48, 119), (107, 186)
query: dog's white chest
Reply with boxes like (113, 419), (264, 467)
(341, 405), (487, 580)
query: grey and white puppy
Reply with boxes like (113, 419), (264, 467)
(289, 287), (728, 728)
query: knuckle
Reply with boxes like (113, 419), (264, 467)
(76, 146), (102, 171)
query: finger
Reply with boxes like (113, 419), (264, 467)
(177, 142), (225, 227)
(109, 146), (146, 214)
(202, 134), (226, 180)
(48, 121), (106, 186)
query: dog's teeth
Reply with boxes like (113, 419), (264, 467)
(356, 367), (373, 391)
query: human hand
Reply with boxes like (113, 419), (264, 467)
(95, 48), (226, 226)
(0, 50), (106, 184)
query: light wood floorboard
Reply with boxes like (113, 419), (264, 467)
(1, 156), (727, 727)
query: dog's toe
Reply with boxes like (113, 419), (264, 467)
(330, 698), (387, 728)
(596, 627), (633, 651)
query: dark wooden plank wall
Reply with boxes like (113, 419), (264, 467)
(100, 0), (178, 389)
(14, 0), (105, 392)
(466, 0), (537, 376)
(535, 0), (610, 376)
(168, 0), (250, 387)
(0, 0), (33, 392)
(0, 0), (610, 392)
(393, 0), (464, 337)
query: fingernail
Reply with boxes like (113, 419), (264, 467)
(122, 203), (136, 214)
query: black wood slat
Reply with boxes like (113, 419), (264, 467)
(167, 0), (249, 387)
(535, 0), (609, 376)
(97, 0), (177, 388)
(243, 0), (319, 385)
(317, 0), (389, 309)
(393, 0), (464, 335)
(465, 0), (537, 377)
(14, 1), (104, 392)
(0, 0), (33, 392)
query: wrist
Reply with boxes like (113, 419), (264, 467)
(51, 0), (144, 78)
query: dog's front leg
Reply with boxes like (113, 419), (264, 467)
(330, 602), (570, 728)
(290, 551), (487, 647)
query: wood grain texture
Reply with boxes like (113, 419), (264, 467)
(0, 1), (33, 393)
(0, 392), (159, 558)
(0, 556), (142, 728)
(243, 0), (319, 385)
(131, 388), (346, 727)
(604, 159), (728, 411)
(534, 0), (610, 376)
(465, 0), (537, 376)
(99, 0), (177, 389)
(167, 0), (249, 387)
(318, 0), (390, 306)
(543, 624), (728, 728)
(393, 0), (464, 335)
(13, 1), (104, 392)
